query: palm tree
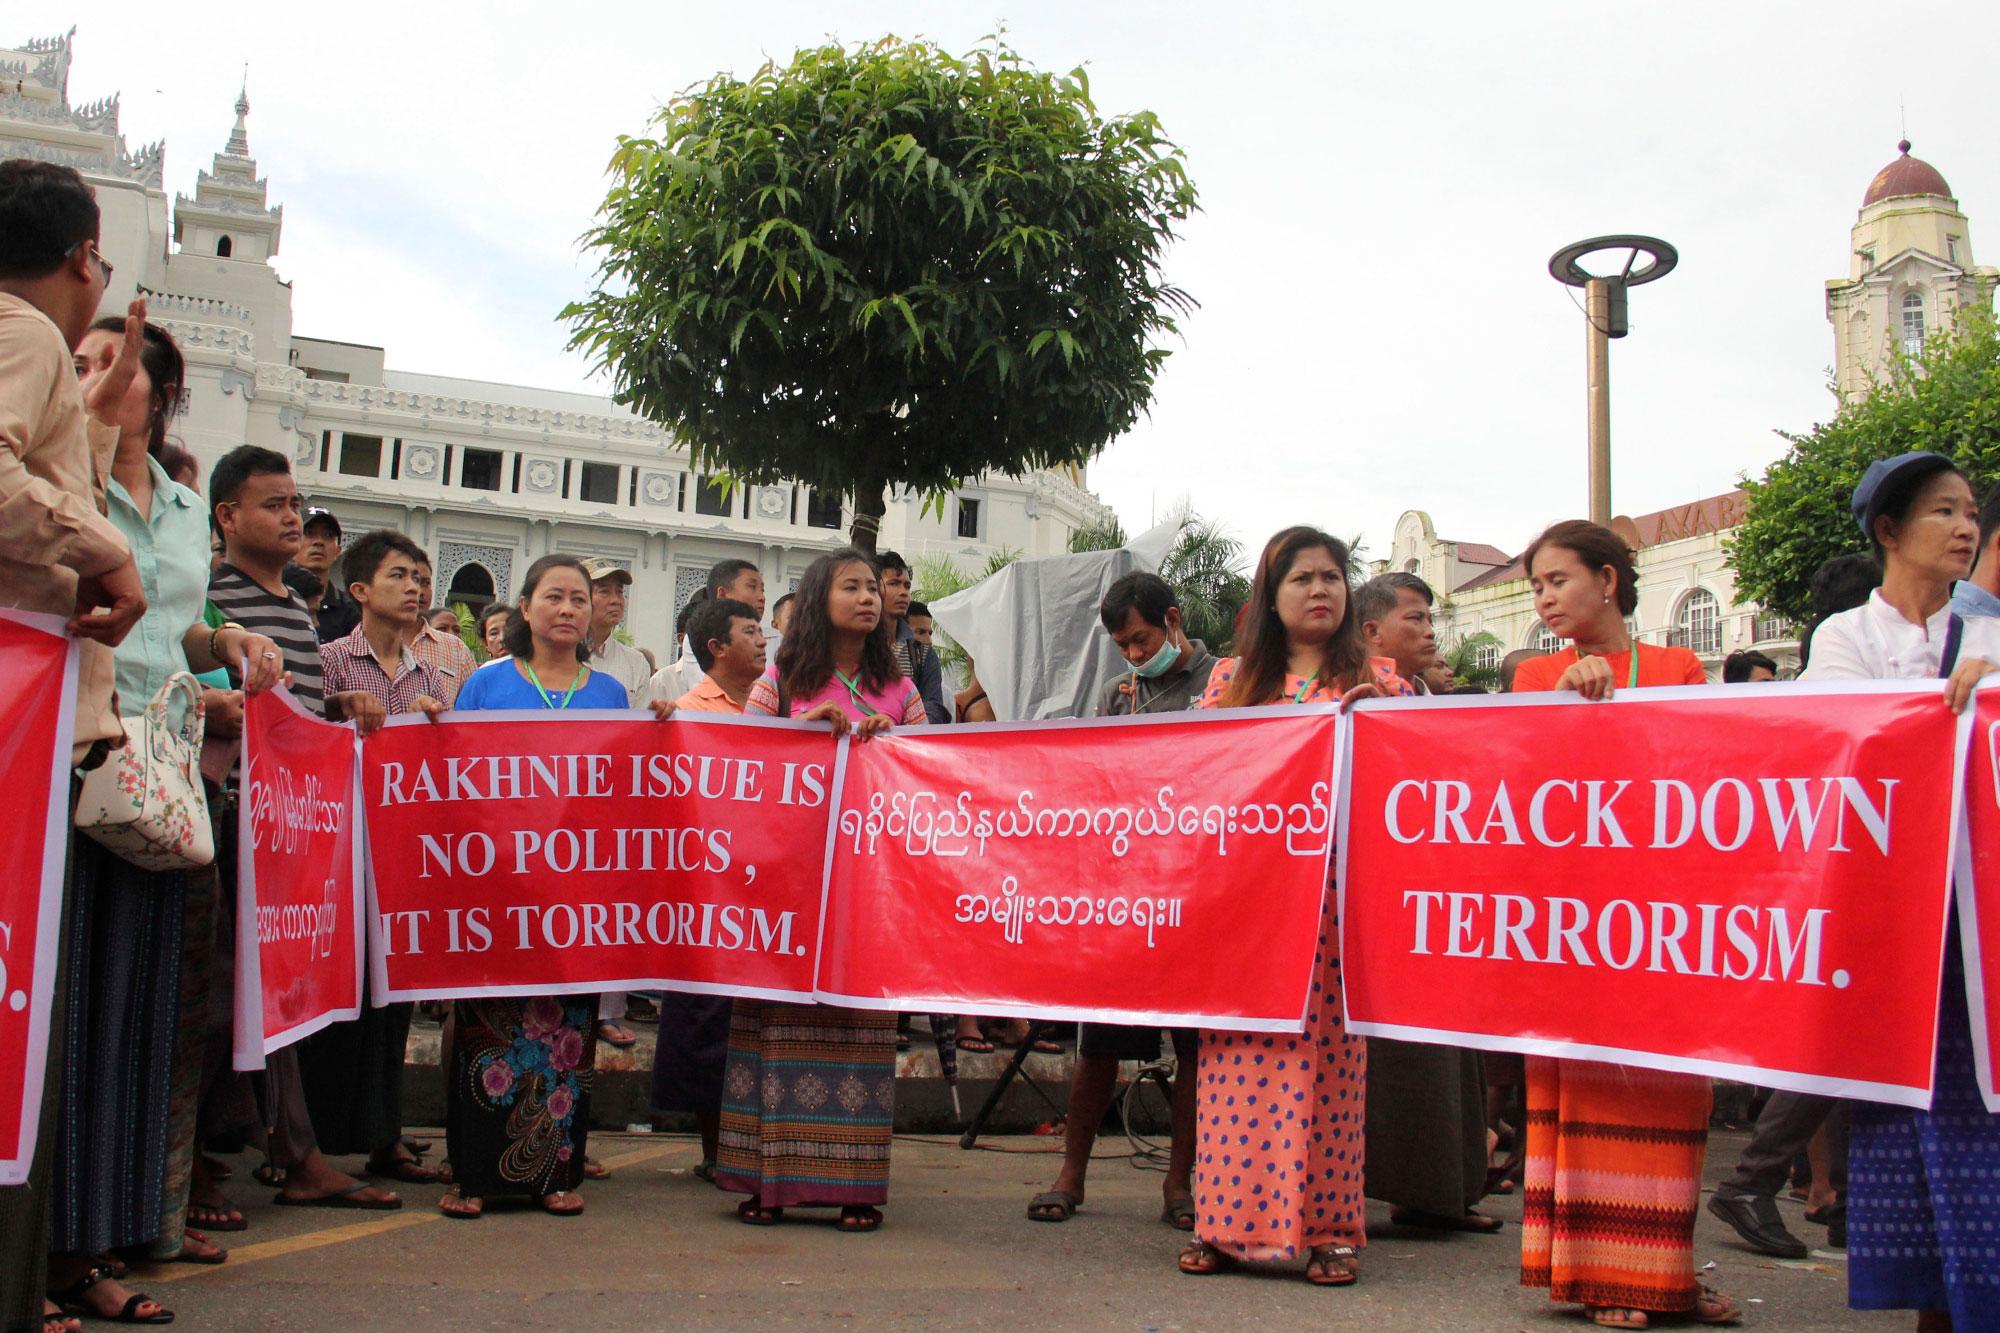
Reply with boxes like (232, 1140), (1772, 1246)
(1157, 511), (1251, 651)
(1439, 630), (1503, 691)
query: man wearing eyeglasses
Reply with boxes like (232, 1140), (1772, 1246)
(0, 157), (150, 1333)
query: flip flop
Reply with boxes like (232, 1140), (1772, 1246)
(736, 1199), (784, 1226)
(1027, 1189), (1082, 1222)
(1160, 1196), (1196, 1231)
(596, 1021), (638, 1048)
(185, 1202), (246, 1233)
(368, 1157), (442, 1184)
(160, 1230), (228, 1265)
(957, 1036), (995, 1054)
(274, 1182), (401, 1211)
(836, 1205), (882, 1232)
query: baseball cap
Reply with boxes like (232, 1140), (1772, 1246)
(302, 506), (342, 539)
(581, 557), (632, 585)
(1850, 450), (1956, 537)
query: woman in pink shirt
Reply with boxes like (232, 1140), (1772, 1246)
(718, 550), (921, 1232)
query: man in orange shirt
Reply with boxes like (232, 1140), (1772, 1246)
(649, 597), (767, 1177)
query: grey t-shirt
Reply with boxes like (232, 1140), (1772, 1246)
(1091, 639), (1218, 719)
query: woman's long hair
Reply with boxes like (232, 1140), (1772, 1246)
(89, 316), (183, 459)
(1218, 526), (1365, 708)
(502, 553), (592, 664)
(774, 549), (899, 698)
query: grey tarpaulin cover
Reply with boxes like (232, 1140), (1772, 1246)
(927, 519), (1179, 721)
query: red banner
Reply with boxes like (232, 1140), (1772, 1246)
(1339, 682), (1964, 1108)
(1960, 687), (2000, 1111)
(360, 711), (841, 1003)
(0, 612), (77, 1185)
(815, 708), (1338, 1031)
(235, 687), (364, 1069)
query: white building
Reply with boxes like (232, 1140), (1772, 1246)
(1379, 138), (1992, 681)
(2, 29), (1115, 656)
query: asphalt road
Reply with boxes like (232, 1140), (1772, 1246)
(136, 1128), (1886, 1331)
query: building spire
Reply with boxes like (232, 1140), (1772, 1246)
(225, 71), (249, 158)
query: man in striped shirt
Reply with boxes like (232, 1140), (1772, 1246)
(203, 446), (398, 1214)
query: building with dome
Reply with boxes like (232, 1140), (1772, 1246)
(1379, 139), (1994, 681)
(0, 29), (1115, 657)
(1828, 141), (1999, 401)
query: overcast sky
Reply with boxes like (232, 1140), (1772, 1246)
(22, 0), (1999, 561)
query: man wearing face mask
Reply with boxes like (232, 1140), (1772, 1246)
(1026, 571), (1216, 1231)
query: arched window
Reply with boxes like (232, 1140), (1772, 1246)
(1531, 621), (1561, 654)
(447, 562), (496, 616)
(1675, 588), (1721, 656)
(1474, 642), (1501, 673)
(216, 235), (233, 258)
(1902, 290), (1926, 355)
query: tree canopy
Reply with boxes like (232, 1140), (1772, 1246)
(1732, 309), (2000, 622)
(564, 35), (1198, 552)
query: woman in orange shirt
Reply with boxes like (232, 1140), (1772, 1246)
(1512, 520), (1737, 1330)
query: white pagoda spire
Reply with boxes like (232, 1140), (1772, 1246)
(224, 81), (249, 158)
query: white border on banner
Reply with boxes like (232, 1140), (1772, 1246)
(809, 731), (853, 996)
(1338, 677), (1968, 1107)
(363, 706), (844, 1006)
(234, 685), (364, 1070)
(807, 991), (1307, 1034)
(0, 610), (77, 1186)
(1956, 679), (2000, 1112)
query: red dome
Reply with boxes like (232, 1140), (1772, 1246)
(1864, 140), (1952, 206)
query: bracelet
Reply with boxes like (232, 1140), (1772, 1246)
(208, 621), (245, 664)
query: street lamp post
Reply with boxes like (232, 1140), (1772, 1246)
(1548, 236), (1679, 527)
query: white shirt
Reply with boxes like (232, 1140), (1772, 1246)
(1801, 590), (2000, 681)
(638, 636), (705, 707)
(589, 636), (655, 706)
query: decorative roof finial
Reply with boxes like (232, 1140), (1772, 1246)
(225, 69), (250, 158)
(1898, 138), (1912, 156)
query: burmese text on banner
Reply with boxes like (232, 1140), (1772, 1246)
(360, 711), (843, 1003)
(234, 686), (365, 1069)
(1959, 685), (2000, 1111)
(1338, 682), (1964, 1108)
(814, 707), (1338, 1031)
(0, 611), (78, 1184)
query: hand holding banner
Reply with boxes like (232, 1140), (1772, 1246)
(815, 707), (1339, 1031)
(1959, 687), (2000, 1111)
(361, 711), (842, 1003)
(1338, 682), (1964, 1107)
(235, 686), (364, 1069)
(0, 611), (78, 1185)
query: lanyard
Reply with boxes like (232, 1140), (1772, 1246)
(833, 669), (881, 718)
(523, 661), (586, 711)
(1576, 646), (1641, 689)
(1291, 671), (1320, 704)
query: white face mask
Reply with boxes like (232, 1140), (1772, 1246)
(1131, 636), (1182, 680)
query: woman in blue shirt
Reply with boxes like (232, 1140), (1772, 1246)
(440, 555), (635, 1220)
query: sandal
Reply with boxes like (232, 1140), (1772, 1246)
(957, 1036), (995, 1054)
(736, 1199), (784, 1226)
(1588, 1308), (1648, 1330)
(1692, 1287), (1742, 1326)
(692, 1160), (717, 1182)
(1027, 1189), (1082, 1222)
(1177, 1240), (1235, 1276)
(43, 1302), (80, 1333)
(251, 1161), (285, 1188)
(273, 1181), (401, 1210)
(1160, 1196), (1196, 1231)
(836, 1205), (882, 1232)
(366, 1152), (441, 1184)
(583, 1156), (609, 1180)
(161, 1229), (228, 1265)
(1031, 1038), (1064, 1055)
(1304, 1244), (1359, 1286)
(595, 1021), (637, 1048)
(1390, 1206), (1504, 1234)
(185, 1200), (246, 1233)
(437, 1188), (483, 1220)
(539, 1190), (584, 1216)
(52, 1266), (173, 1325)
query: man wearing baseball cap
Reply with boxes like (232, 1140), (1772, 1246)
(582, 557), (652, 707)
(297, 505), (359, 642)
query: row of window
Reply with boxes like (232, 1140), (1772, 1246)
(319, 431), (989, 539)
(1459, 591), (1790, 666)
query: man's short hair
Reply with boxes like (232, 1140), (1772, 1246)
(0, 160), (99, 280)
(1098, 571), (1178, 634)
(908, 600), (931, 620)
(1722, 649), (1779, 684)
(688, 598), (759, 672)
(209, 445), (292, 513)
(1353, 572), (1434, 627)
(342, 528), (426, 592)
(873, 549), (911, 578)
(705, 558), (758, 597)
(772, 592), (794, 618)
(1978, 480), (2000, 554)
(1498, 648), (1538, 693)
(282, 564), (323, 600)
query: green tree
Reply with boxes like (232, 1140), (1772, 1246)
(1439, 629), (1503, 691)
(1067, 517), (1127, 553)
(1158, 512), (1252, 651)
(564, 36), (1198, 554)
(1732, 309), (2000, 621)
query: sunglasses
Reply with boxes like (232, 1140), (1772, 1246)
(66, 241), (113, 286)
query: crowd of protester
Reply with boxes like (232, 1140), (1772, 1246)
(7, 155), (2000, 1331)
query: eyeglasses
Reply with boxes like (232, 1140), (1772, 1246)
(66, 241), (113, 286)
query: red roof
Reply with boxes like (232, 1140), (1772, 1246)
(1865, 141), (1953, 206)
(1446, 490), (1749, 594)
(1451, 541), (1511, 566)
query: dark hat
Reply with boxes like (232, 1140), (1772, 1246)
(302, 505), (342, 539)
(1851, 451), (1956, 537)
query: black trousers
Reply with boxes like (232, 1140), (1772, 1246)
(1722, 1091), (1848, 1197)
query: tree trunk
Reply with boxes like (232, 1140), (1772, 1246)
(848, 476), (887, 556)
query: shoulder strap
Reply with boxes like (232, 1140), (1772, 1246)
(1941, 613), (1967, 677)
